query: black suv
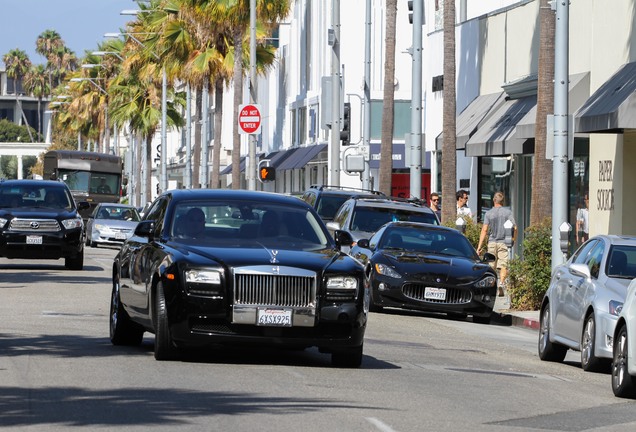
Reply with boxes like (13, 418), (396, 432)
(326, 197), (439, 251)
(301, 185), (385, 221)
(0, 179), (89, 270)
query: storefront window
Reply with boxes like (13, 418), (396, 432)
(478, 156), (514, 222)
(570, 138), (590, 253)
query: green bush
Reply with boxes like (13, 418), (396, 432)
(443, 216), (482, 250)
(507, 218), (552, 311)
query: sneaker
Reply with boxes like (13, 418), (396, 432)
(498, 287), (504, 297)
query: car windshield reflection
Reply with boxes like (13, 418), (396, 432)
(380, 227), (477, 259)
(170, 201), (331, 251)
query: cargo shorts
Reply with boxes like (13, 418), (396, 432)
(487, 241), (509, 270)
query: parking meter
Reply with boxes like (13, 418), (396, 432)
(455, 217), (466, 234)
(560, 222), (572, 255)
(504, 219), (515, 248)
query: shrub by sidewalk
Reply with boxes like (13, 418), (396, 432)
(507, 218), (552, 311)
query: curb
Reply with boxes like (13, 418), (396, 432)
(492, 310), (540, 330)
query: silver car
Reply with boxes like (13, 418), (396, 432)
(85, 204), (140, 247)
(538, 235), (636, 371)
(611, 278), (636, 398)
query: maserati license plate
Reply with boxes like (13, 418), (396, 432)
(257, 308), (292, 327)
(424, 287), (446, 300)
(26, 235), (42, 245)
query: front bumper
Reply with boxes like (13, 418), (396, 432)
(596, 311), (619, 359)
(0, 229), (83, 259)
(372, 279), (496, 317)
(167, 293), (367, 351)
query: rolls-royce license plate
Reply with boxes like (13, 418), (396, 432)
(257, 308), (292, 327)
(424, 287), (446, 300)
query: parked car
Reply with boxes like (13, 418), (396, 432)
(85, 203), (141, 247)
(301, 185), (385, 222)
(326, 197), (439, 252)
(110, 189), (367, 367)
(0, 179), (89, 270)
(538, 235), (636, 371)
(350, 221), (497, 323)
(611, 279), (636, 398)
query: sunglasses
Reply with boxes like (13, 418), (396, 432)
(431, 199), (439, 202)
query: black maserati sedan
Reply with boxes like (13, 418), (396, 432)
(110, 189), (368, 367)
(349, 222), (498, 324)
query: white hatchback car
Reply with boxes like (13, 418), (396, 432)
(538, 235), (636, 371)
(611, 279), (636, 398)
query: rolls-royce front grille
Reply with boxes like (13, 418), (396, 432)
(9, 219), (61, 232)
(234, 273), (316, 308)
(402, 283), (472, 304)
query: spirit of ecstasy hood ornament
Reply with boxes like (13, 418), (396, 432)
(270, 249), (279, 264)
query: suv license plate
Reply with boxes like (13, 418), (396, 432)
(257, 308), (292, 327)
(26, 235), (43, 245)
(424, 287), (446, 300)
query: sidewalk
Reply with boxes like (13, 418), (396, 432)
(492, 295), (540, 330)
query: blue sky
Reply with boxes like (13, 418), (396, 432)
(0, 0), (134, 67)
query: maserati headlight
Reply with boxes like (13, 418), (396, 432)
(61, 217), (83, 230)
(475, 275), (497, 288)
(374, 263), (402, 279)
(326, 275), (358, 290)
(186, 269), (221, 284)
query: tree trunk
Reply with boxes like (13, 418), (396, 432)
(192, 91), (203, 188)
(231, 29), (244, 190)
(145, 134), (152, 203)
(530, 0), (555, 226)
(441, 0), (457, 224)
(379, 0), (397, 196)
(211, 78), (224, 189)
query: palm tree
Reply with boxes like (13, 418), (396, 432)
(221, 0), (291, 189)
(23, 64), (51, 141)
(530, 0), (555, 225)
(3, 48), (34, 142)
(378, 0), (397, 196)
(35, 29), (63, 89)
(441, 0), (457, 224)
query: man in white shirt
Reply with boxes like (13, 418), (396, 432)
(456, 189), (473, 219)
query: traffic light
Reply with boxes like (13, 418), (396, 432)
(259, 166), (276, 182)
(340, 102), (351, 145)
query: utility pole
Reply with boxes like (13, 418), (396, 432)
(362, 0), (371, 190)
(160, 67), (168, 192)
(247, 0), (257, 191)
(552, 0), (569, 268)
(410, 0), (423, 199)
(330, 0), (341, 186)
(201, 87), (210, 188)
(185, 85), (192, 189)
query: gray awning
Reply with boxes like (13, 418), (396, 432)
(436, 92), (506, 151)
(515, 72), (590, 139)
(220, 156), (246, 175)
(265, 148), (298, 168)
(277, 144), (327, 170)
(465, 95), (537, 156)
(575, 62), (636, 133)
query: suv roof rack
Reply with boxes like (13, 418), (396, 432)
(309, 184), (385, 195)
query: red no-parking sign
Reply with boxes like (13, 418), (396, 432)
(238, 104), (262, 134)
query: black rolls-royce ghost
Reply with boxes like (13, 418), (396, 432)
(349, 222), (498, 324)
(110, 189), (368, 367)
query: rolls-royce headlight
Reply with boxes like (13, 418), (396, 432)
(61, 217), (83, 230)
(0, 218), (7, 229)
(186, 269), (221, 284)
(475, 276), (497, 288)
(374, 263), (402, 279)
(326, 276), (358, 290)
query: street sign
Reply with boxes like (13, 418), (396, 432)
(238, 104), (262, 134)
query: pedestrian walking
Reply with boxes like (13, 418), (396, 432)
(429, 192), (442, 221)
(456, 189), (473, 220)
(576, 194), (589, 246)
(477, 191), (516, 296)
